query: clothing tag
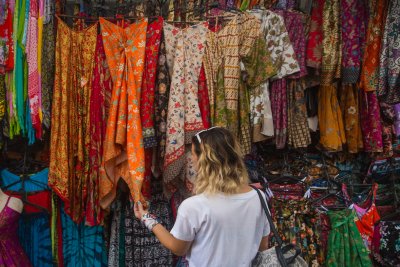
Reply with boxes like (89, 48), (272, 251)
(303, 188), (311, 199)
(320, 205), (329, 211)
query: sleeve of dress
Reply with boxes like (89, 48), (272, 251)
(273, 15), (300, 80)
(240, 14), (277, 88)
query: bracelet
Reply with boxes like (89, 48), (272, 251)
(141, 213), (160, 231)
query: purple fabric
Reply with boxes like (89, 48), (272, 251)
(0, 197), (32, 266)
(341, 0), (367, 83)
(394, 103), (400, 120)
(360, 91), (383, 153)
(274, 10), (308, 79)
(271, 79), (287, 149)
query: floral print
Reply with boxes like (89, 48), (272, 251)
(248, 9), (299, 141)
(359, 0), (387, 92)
(378, 0), (400, 104)
(340, 0), (367, 83)
(88, 34), (113, 226)
(339, 84), (363, 153)
(270, 199), (323, 266)
(321, 0), (341, 85)
(154, 33), (171, 171)
(49, 17), (98, 222)
(379, 221), (400, 266)
(306, 0), (324, 69)
(326, 209), (372, 267)
(203, 13), (272, 137)
(360, 90), (383, 153)
(287, 79), (311, 148)
(318, 84), (346, 151)
(41, 17), (55, 130)
(99, 18), (148, 205)
(0, 4), (13, 73)
(163, 22), (208, 184)
(141, 17), (163, 149)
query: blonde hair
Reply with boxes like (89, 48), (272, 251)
(192, 127), (249, 195)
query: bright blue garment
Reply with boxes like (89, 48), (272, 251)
(61, 208), (107, 267)
(0, 168), (49, 192)
(18, 213), (53, 267)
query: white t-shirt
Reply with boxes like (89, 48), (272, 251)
(170, 190), (270, 267)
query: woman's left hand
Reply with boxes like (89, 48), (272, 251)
(134, 201), (149, 220)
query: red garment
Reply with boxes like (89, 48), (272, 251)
(343, 183), (381, 251)
(0, 6), (14, 73)
(6, 191), (51, 214)
(141, 17), (163, 149)
(306, 0), (324, 69)
(88, 34), (113, 226)
(197, 64), (210, 128)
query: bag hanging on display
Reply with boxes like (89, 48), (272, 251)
(250, 186), (308, 267)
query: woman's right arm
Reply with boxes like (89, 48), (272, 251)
(259, 236), (269, 251)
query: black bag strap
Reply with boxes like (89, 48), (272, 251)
(250, 185), (302, 266)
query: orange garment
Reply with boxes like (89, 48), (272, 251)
(99, 18), (148, 203)
(318, 84), (346, 151)
(49, 17), (97, 222)
(359, 0), (387, 92)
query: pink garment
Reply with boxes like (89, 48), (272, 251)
(271, 79), (287, 149)
(0, 197), (32, 266)
(360, 91), (383, 153)
(26, 0), (42, 139)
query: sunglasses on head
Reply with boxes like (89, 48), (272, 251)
(195, 126), (219, 144)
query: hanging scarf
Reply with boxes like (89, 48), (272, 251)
(321, 0), (341, 85)
(359, 0), (387, 92)
(340, 0), (367, 83)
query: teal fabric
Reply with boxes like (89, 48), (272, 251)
(19, 213), (53, 267)
(61, 208), (107, 267)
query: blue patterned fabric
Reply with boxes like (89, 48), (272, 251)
(61, 208), (107, 267)
(18, 213), (53, 267)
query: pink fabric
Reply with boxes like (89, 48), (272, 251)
(0, 197), (32, 266)
(360, 91), (383, 152)
(26, 0), (42, 139)
(271, 79), (287, 149)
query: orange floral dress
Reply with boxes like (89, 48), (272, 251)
(99, 18), (148, 204)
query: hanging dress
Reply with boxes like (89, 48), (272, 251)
(0, 196), (33, 267)
(154, 32), (171, 172)
(378, 0), (400, 104)
(340, 0), (367, 83)
(203, 13), (275, 152)
(318, 0), (346, 151)
(339, 84), (363, 153)
(162, 22), (208, 185)
(49, 17), (97, 222)
(359, 0), (387, 92)
(40, 15), (55, 130)
(343, 183), (380, 251)
(248, 9), (299, 141)
(326, 209), (372, 267)
(306, 0), (324, 69)
(99, 18), (148, 204)
(140, 17), (163, 199)
(87, 34), (113, 226)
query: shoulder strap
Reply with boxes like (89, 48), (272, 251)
(249, 185), (283, 246)
(250, 186), (302, 267)
(5, 196), (11, 206)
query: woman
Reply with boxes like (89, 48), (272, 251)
(134, 127), (270, 267)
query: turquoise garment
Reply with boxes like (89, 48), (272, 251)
(1, 168), (49, 192)
(19, 213), (53, 267)
(61, 208), (107, 267)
